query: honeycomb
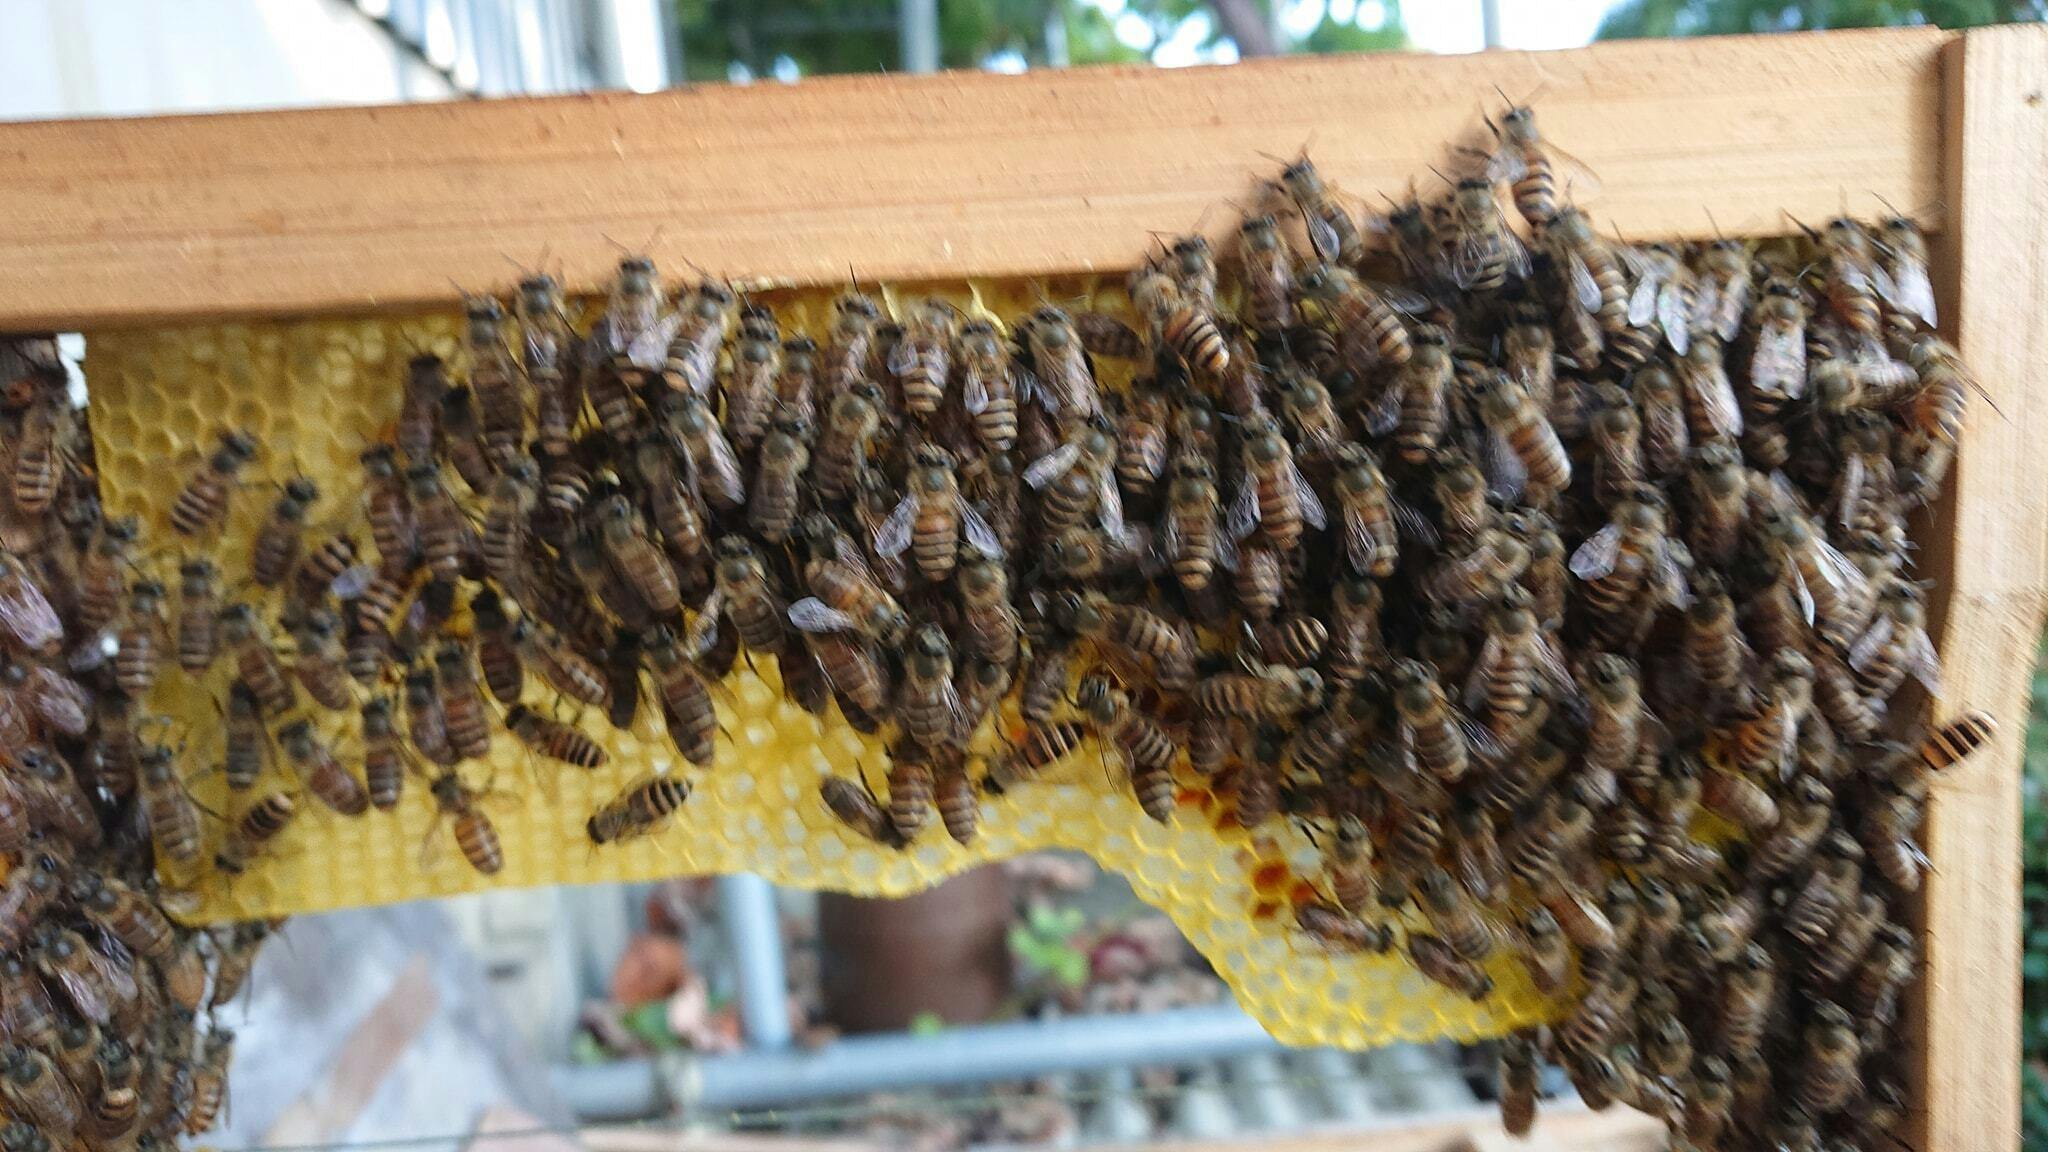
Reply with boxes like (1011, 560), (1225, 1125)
(83, 281), (1560, 1051)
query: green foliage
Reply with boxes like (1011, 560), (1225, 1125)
(2024, 637), (2048, 1148)
(1597, 0), (2043, 39)
(672, 0), (1406, 80)
(1009, 903), (1090, 988)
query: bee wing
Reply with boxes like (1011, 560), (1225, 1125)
(687, 592), (722, 656)
(703, 433), (748, 506)
(1502, 229), (1532, 280)
(1657, 283), (1691, 356)
(1302, 211), (1344, 266)
(1458, 713), (1508, 767)
(1390, 495), (1440, 549)
(1487, 146), (1528, 185)
(1684, 362), (1744, 439)
(1810, 536), (1868, 598)
(1375, 283), (1435, 316)
(1569, 522), (1624, 581)
(1856, 350), (1919, 394)
(1655, 544), (1692, 610)
(1482, 430), (1528, 505)
(1023, 443), (1083, 490)
(883, 339), (919, 380)
(1089, 472), (1128, 545)
(1365, 382), (1404, 438)
(1449, 235), (1496, 290)
(1751, 327), (1807, 396)
(1535, 634), (1581, 706)
(1835, 454), (1866, 529)
(1213, 525), (1241, 572)
(0, 566), (63, 653)
(1789, 566), (1817, 626)
(1627, 274), (1660, 327)
(40, 953), (110, 1025)
(788, 597), (860, 635)
(1715, 284), (1750, 343)
(873, 495), (918, 558)
(962, 503), (1008, 559)
(1566, 252), (1603, 314)
(962, 368), (989, 415)
(1289, 461), (1327, 530)
(1462, 633), (1504, 711)
(1906, 628), (1944, 696)
(1343, 506), (1379, 575)
(1225, 477), (1261, 541)
(626, 311), (684, 369)
(1014, 363), (1049, 412)
(330, 563), (375, 600)
(1886, 265), (1938, 328)
(1847, 613), (1896, 674)
(1832, 258), (1873, 296)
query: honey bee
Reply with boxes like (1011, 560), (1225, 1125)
(426, 642), (490, 762)
(889, 298), (958, 417)
(1063, 591), (1194, 690)
(1689, 237), (1753, 342)
(1296, 903), (1394, 953)
(1235, 214), (1295, 336)
(645, 625), (716, 767)
(662, 279), (739, 399)
(1388, 325), (1455, 463)
(1849, 577), (1941, 699)
(1019, 307), (1100, 421)
(1570, 495), (1688, 637)
(420, 769), (503, 876)
(988, 719), (1086, 792)
(1795, 1001), (1862, 1114)
(712, 304), (782, 450)
(931, 760), (980, 846)
(747, 415), (811, 545)
(811, 382), (886, 504)
(880, 444), (1005, 581)
(885, 754), (935, 840)
(954, 320), (1018, 453)
(506, 704), (606, 768)
(1874, 212), (1937, 327)
(1496, 1030), (1542, 1136)
(77, 515), (138, 637)
(805, 630), (889, 718)
(1388, 659), (1470, 783)
(1228, 412), (1325, 552)
(0, 1045), (81, 1136)
(438, 384), (501, 493)
(823, 290), (883, 395)
(704, 536), (787, 654)
(597, 494), (681, 616)
(894, 625), (960, 749)
(1296, 263), (1414, 374)
(1673, 334), (1743, 442)
(1544, 207), (1626, 330)
(1759, 503), (1870, 647)
(277, 720), (368, 816)
(1850, 923), (1915, 1023)
(820, 772), (902, 847)
(1414, 866), (1493, 961)
(1408, 932), (1493, 1000)
(108, 578), (168, 699)
(0, 852), (64, 949)
(1747, 275), (1809, 415)
(1914, 709), (1998, 777)
(170, 429), (256, 536)
(1077, 674), (1178, 821)
(1464, 588), (1570, 739)
(292, 608), (355, 712)
(1517, 906), (1570, 994)
(1814, 217), (1883, 338)
(405, 463), (470, 579)
(1264, 157), (1363, 268)
(955, 548), (1019, 667)
(587, 773), (692, 845)
(664, 390), (748, 511)
(1479, 370), (1572, 502)
(1127, 264), (1228, 377)
(1027, 420), (1125, 545)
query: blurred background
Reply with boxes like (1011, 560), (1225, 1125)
(8, 2), (2047, 1151)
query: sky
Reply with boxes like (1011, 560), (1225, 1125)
(1094, 0), (1624, 64)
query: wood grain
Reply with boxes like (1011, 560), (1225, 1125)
(0, 28), (1943, 330)
(1915, 23), (2048, 1152)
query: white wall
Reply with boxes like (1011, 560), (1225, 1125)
(0, 0), (458, 121)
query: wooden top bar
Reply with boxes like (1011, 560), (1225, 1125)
(0, 27), (1945, 330)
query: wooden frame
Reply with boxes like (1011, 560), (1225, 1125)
(0, 23), (2041, 1152)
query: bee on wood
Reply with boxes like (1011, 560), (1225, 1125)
(1236, 214), (1296, 337)
(1912, 708), (1998, 777)
(170, 429), (256, 537)
(823, 290), (883, 395)
(587, 773), (691, 846)
(1272, 156), (1366, 267)
(1544, 207), (1626, 330)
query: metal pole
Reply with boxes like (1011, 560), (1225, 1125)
(552, 1004), (1280, 1119)
(899, 0), (939, 73)
(1480, 0), (1502, 49)
(717, 874), (792, 1051)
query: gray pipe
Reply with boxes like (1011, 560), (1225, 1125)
(552, 1004), (1280, 1120)
(717, 874), (793, 1051)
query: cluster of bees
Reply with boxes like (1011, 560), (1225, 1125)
(1, 95), (2001, 1149)
(0, 336), (271, 1152)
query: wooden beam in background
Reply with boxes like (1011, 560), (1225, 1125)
(0, 28), (1943, 330)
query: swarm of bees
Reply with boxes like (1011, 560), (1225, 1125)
(0, 335), (273, 1150)
(2, 89), (2001, 1150)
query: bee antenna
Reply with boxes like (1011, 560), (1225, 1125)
(1704, 207), (1726, 240)
(1427, 165), (1455, 188)
(1493, 82), (1512, 106)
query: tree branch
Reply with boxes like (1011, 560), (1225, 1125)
(1206, 0), (1280, 57)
